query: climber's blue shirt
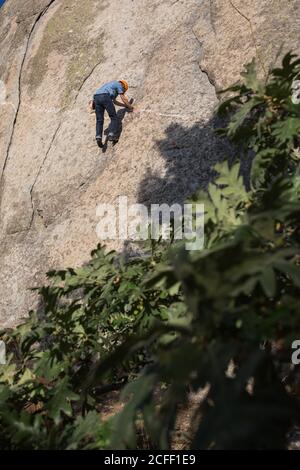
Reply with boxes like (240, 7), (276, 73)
(95, 81), (124, 100)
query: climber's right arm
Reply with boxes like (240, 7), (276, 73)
(114, 99), (126, 107)
(119, 94), (134, 111)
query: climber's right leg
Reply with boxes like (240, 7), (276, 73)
(94, 94), (105, 147)
(103, 96), (118, 142)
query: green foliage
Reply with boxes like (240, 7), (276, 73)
(1, 53), (300, 449)
(218, 52), (300, 189)
(191, 161), (250, 245)
(0, 243), (179, 449)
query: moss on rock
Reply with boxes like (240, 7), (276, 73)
(24, 0), (106, 107)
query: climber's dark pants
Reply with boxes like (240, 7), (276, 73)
(94, 93), (118, 139)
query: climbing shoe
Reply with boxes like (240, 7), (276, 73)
(108, 132), (118, 143)
(96, 136), (103, 148)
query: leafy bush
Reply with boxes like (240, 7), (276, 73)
(0, 53), (300, 449)
(0, 243), (178, 449)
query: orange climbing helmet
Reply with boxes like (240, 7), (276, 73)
(119, 79), (129, 92)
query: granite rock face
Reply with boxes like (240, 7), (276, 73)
(0, 0), (299, 326)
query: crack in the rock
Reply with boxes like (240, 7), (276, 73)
(198, 62), (217, 91)
(28, 121), (62, 230)
(191, 29), (218, 96)
(16, 11), (48, 24)
(74, 60), (103, 104)
(0, 0), (57, 190)
(0, 0), (58, 238)
(229, 0), (267, 76)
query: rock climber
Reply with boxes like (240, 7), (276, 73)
(91, 79), (134, 147)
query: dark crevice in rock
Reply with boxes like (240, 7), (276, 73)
(74, 58), (104, 103)
(228, 0), (267, 76)
(16, 11), (46, 24)
(198, 62), (218, 94)
(6, 227), (32, 236)
(191, 29), (218, 97)
(0, 0), (57, 190)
